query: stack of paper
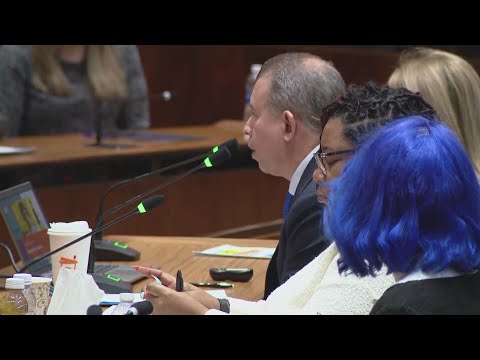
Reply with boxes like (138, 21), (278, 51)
(193, 244), (275, 259)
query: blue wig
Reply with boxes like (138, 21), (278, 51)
(324, 116), (480, 277)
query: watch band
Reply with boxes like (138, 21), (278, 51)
(218, 298), (231, 313)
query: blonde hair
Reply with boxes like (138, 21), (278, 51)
(388, 47), (480, 178)
(30, 45), (127, 101)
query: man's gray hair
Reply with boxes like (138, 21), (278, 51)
(257, 52), (345, 133)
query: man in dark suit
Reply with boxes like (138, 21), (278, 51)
(243, 53), (346, 298)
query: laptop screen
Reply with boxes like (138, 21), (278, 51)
(0, 182), (50, 264)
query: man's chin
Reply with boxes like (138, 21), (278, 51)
(257, 162), (275, 176)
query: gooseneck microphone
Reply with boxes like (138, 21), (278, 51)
(89, 91), (175, 150)
(124, 300), (153, 315)
(95, 138), (239, 231)
(97, 146), (232, 228)
(84, 148), (230, 280)
(18, 195), (164, 274)
(89, 100), (138, 150)
(92, 138), (240, 262)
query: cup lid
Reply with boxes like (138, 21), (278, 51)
(5, 278), (25, 289)
(119, 293), (135, 302)
(48, 221), (91, 233)
(13, 273), (32, 285)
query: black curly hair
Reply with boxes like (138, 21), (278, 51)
(320, 82), (437, 144)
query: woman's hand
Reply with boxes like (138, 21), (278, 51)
(144, 282), (209, 315)
(132, 266), (221, 312)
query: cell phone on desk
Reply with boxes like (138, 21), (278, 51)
(209, 268), (253, 282)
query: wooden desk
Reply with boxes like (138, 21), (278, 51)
(0, 125), (287, 267)
(119, 235), (277, 301)
(1, 235), (278, 302)
(0, 125), (241, 171)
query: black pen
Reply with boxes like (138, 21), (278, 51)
(176, 270), (184, 292)
(191, 282), (234, 288)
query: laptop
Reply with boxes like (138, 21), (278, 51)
(0, 182), (146, 286)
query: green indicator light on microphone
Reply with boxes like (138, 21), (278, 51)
(114, 242), (128, 249)
(107, 274), (121, 282)
(204, 157), (213, 168)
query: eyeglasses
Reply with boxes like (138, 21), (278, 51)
(314, 149), (354, 175)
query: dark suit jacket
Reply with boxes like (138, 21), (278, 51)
(370, 271), (480, 315)
(264, 159), (329, 299)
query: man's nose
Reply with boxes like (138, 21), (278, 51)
(243, 118), (252, 141)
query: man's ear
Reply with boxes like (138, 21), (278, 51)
(283, 110), (296, 142)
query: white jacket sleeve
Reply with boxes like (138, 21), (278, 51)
(206, 243), (394, 315)
(204, 297), (268, 315)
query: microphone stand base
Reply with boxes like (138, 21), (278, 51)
(90, 273), (133, 294)
(94, 240), (141, 261)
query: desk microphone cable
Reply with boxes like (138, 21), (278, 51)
(0, 243), (20, 277)
(0, 242), (54, 293)
(0, 243), (20, 287)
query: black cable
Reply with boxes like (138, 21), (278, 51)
(0, 243), (20, 276)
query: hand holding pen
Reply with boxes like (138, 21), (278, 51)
(174, 270), (234, 289)
(132, 265), (177, 296)
(133, 266), (227, 312)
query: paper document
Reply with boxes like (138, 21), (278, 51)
(193, 244), (275, 259)
(0, 146), (36, 155)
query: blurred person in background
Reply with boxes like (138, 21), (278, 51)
(0, 45), (149, 136)
(388, 47), (480, 179)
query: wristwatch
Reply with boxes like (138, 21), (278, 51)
(218, 298), (231, 313)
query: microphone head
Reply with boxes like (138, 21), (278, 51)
(138, 195), (165, 213)
(220, 138), (239, 155)
(204, 147), (231, 168)
(130, 300), (154, 315)
(86, 304), (103, 315)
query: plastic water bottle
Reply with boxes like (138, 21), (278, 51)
(13, 273), (36, 315)
(0, 278), (28, 315)
(243, 64), (262, 121)
(111, 293), (135, 315)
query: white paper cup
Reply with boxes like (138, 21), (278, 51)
(31, 277), (52, 315)
(47, 221), (91, 285)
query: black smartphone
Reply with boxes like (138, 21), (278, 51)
(209, 268), (254, 282)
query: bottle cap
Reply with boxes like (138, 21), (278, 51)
(13, 273), (32, 285)
(119, 293), (135, 302)
(251, 64), (262, 74)
(5, 278), (25, 290)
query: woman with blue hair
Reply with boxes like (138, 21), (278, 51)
(324, 116), (480, 314)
